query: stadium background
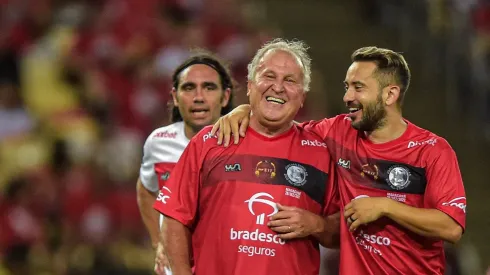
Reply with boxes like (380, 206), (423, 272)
(0, 0), (488, 274)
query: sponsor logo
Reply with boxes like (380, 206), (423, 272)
(386, 166), (411, 190)
(202, 131), (217, 142)
(442, 197), (466, 213)
(156, 187), (172, 204)
(255, 161), (276, 179)
(232, 192), (284, 257)
(338, 158), (351, 169)
(407, 138), (437, 148)
(301, 139), (327, 147)
(361, 164), (379, 180)
(285, 187), (301, 199)
(387, 192), (406, 202)
(244, 192), (278, 225)
(225, 163), (241, 172)
(154, 131), (177, 139)
(160, 172), (170, 181)
(355, 230), (391, 257)
(284, 163), (308, 187)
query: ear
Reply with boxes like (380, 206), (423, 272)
(221, 88), (231, 107)
(171, 88), (179, 106)
(247, 82), (252, 96)
(300, 91), (307, 108)
(385, 85), (400, 106)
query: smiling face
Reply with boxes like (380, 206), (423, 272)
(343, 61), (388, 132)
(247, 49), (306, 132)
(172, 64), (230, 132)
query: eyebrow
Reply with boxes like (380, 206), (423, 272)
(344, 81), (366, 87)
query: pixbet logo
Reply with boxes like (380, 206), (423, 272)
(442, 197), (466, 213)
(244, 192), (278, 225)
(301, 140), (327, 147)
(407, 138), (437, 148)
(202, 131), (217, 142)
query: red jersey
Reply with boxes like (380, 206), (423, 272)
(301, 115), (466, 275)
(153, 125), (339, 275)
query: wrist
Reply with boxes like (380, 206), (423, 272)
(312, 215), (327, 235)
(381, 197), (394, 217)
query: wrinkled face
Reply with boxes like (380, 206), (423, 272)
(343, 61), (387, 131)
(248, 50), (306, 129)
(172, 64), (230, 131)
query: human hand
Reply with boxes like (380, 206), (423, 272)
(210, 104), (251, 146)
(267, 203), (325, 240)
(344, 197), (390, 232)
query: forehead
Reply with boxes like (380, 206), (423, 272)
(345, 61), (378, 82)
(257, 50), (303, 76)
(179, 64), (221, 85)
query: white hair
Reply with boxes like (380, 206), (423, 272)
(247, 38), (312, 92)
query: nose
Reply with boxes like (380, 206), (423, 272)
(193, 86), (205, 103)
(343, 87), (355, 104)
(271, 80), (285, 93)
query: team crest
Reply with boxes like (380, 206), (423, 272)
(386, 166), (411, 190)
(285, 163), (308, 186)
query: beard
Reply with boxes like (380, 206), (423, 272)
(351, 92), (387, 132)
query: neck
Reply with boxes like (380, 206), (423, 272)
(184, 123), (201, 140)
(365, 112), (407, 144)
(249, 115), (293, 137)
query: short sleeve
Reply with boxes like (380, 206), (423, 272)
(424, 148), (466, 230)
(139, 135), (160, 192)
(153, 137), (202, 227)
(298, 117), (338, 141)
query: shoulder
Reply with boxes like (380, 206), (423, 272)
(408, 123), (453, 153)
(407, 123), (457, 165)
(144, 122), (187, 149)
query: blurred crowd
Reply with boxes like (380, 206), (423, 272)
(1, 0), (489, 274)
(0, 0), (277, 274)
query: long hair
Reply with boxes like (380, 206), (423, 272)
(170, 50), (235, 122)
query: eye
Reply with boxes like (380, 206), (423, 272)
(286, 78), (296, 83)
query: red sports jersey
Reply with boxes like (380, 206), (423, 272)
(300, 115), (466, 275)
(154, 125), (339, 275)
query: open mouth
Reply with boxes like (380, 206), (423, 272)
(191, 108), (209, 116)
(266, 96), (285, 104)
(349, 107), (361, 114)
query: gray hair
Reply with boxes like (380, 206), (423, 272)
(247, 38), (312, 92)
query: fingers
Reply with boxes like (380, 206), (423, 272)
(231, 118), (240, 145)
(344, 207), (355, 218)
(344, 201), (353, 210)
(349, 218), (362, 232)
(210, 119), (220, 136)
(269, 225), (293, 234)
(269, 210), (295, 221)
(217, 118), (224, 145)
(276, 203), (296, 211)
(239, 116), (249, 137)
(222, 117), (231, 147)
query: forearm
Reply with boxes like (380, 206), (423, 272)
(161, 217), (193, 275)
(136, 179), (160, 249)
(384, 199), (462, 243)
(312, 212), (340, 248)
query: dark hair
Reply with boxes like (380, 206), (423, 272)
(170, 50), (235, 122)
(351, 46), (411, 106)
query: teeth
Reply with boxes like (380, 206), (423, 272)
(349, 108), (360, 112)
(266, 97), (285, 104)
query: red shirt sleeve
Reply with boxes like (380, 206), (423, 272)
(153, 137), (203, 228)
(298, 116), (341, 141)
(424, 148), (466, 230)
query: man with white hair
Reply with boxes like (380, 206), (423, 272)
(153, 39), (340, 275)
